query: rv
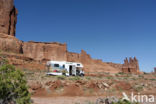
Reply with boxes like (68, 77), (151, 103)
(46, 61), (84, 76)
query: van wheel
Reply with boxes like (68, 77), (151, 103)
(80, 73), (84, 77)
(62, 73), (66, 76)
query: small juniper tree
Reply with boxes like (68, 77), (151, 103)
(0, 64), (31, 104)
(0, 50), (9, 66)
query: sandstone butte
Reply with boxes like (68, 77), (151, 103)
(0, 0), (140, 74)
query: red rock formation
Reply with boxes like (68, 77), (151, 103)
(67, 52), (81, 62)
(23, 41), (67, 61)
(122, 57), (140, 74)
(67, 50), (121, 73)
(0, 32), (123, 73)
(0, 33), (23, 53)
(154, 67), (156, 74)
(106, 62), (123, 71)
(0, 0), (17, 36)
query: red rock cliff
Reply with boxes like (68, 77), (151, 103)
(0, 0), (17, 36)
(0, 33), (22, 53)
(23, 41), (67, 61)
(67, 50), (121, 73)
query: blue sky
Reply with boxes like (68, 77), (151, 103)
(14, 0), (156, 72)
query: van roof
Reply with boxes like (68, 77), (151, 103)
(47, 61), (83, 67)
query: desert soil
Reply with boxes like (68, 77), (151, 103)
(32, 96), (104, 104)
(23, 69), (156, 104)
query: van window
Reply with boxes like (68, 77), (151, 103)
(63, 65), (65, 68)
(54, 64), (59, 68)
(77, 64), (80, 66)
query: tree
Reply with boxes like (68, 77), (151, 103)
(0, 50), (9, 66)
(0, 64), (31, 104)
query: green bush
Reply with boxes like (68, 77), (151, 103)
(68, 76), (81, 81)
(113, 100), (139, 104)
(57, 75), (66, 80)
(0, 64), (31, 104)
(107, 76), (113, 79)
(150, 78), (156, 81)
(134, 86), (143, 92)
(118, 72), (125, 75)
(85, 76), (91, 80)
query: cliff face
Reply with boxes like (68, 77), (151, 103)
(0, 32), (122, 73)
(0, 0), (17, 36)
(67, 50), (121, 73)
(0, 0), (140, 74)
(0, 33), (22, 53)
(23, 42), (67, 61)
(0, 35), (122, 73)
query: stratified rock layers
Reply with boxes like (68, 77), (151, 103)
(23, 42), (67, 61)
(67, 51), (120, 73)
(0, 0), (17, 36)
(0, 33), (22, 53)
(0, 34), (121, 73)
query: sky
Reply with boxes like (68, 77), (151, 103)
(14, 0), (156, 72)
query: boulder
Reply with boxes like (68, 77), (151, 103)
(29, 81), (42, 90)
(96, 97), (119, 104)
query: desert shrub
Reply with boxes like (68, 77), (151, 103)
(131, 78), (137, 80)
(143, 72), (148, 75)
(118, 72), (125, 75)
(57, 75), (66, 80)
(112, 100), (139, 104)
(115, 73), (120, 77)
(138, 75), (144, 78)
(107, 76), (113, 80)
(61, 69), (68, 75)
(126, 74), (132, 77)
(68, 76), (81, 81)
(85, 76), (91, 80)
(88, 88), (94, 94)
(0, 54), (9, 66)
(134, 85), (143, 92)
(75, 103), (81, 104)
(124, 77), (128, 80)
(150, 78), (156, 81)
(0, 64), (31, 104)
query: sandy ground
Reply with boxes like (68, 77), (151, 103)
(32, 96), (156, 104)
(32, 96), (104, 104)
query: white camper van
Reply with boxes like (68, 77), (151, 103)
(46, 61), (84, 76)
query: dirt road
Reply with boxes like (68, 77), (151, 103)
(32, 96), (156, 104)
(32, 96), (103, 104)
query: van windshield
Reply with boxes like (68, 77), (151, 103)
(54, 64), (59, 68)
